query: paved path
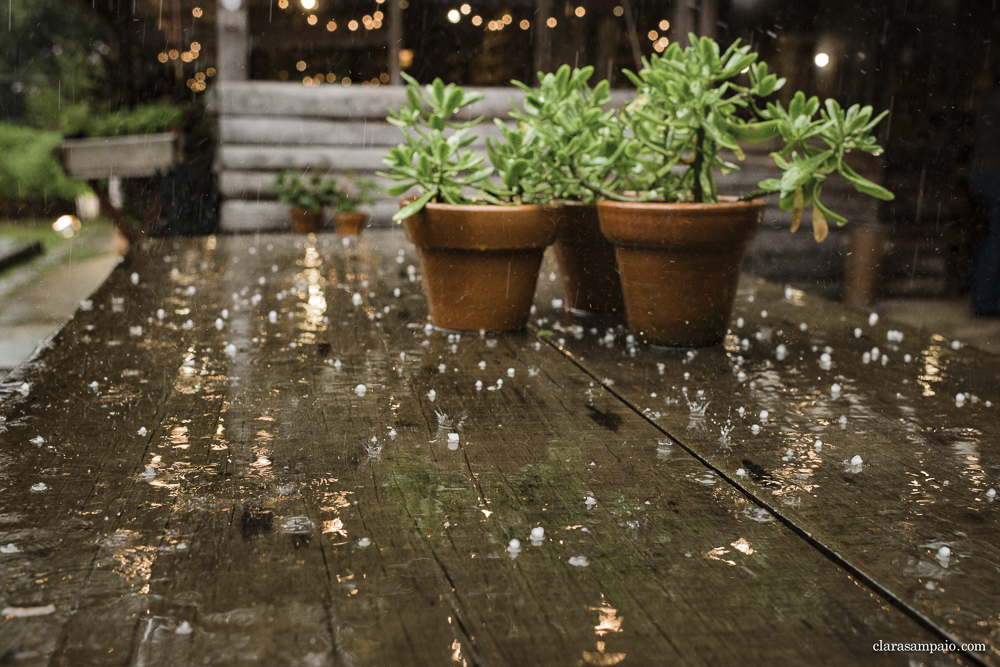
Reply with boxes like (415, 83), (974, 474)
(0, 225), (119, 373)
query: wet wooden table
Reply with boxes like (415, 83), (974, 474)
(1, 231), (998, 666)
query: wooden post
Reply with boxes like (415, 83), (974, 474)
(698, 0), (718, 40)
(672, 0), (696, 45)
(534, 0), (553, 75)
(217, 0), (249, 81)
(388, 0), (403, 85)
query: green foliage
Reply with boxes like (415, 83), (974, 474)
(330, 173), (379, 214)
(0, 123), (89, 199)
(755, 93), (894, 240)
(273, 169), (332, 211)
(380, 73), (492, 221)
(380, 73), (550, 221)
(84, 103), (186, 138)
(585, 34), (894, 238)
(510, 65), (626, 202)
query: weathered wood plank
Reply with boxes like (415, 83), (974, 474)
(218, 117), (509, 147)
(218, 145), (389, 172)
(534, 262), (1000, 665)
(0, 232), (961, 665)
(210, 81), (632, 120)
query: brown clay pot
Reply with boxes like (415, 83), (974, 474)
(334, 211), (367, 236)
(597, 198), (764, 346)
(402, 202), (557, 332)
(290, 208), (322, 235)
(546, 202), (625, 315)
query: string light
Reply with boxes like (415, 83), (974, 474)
(327, 20), (337, 30)
(613, 5), (623, 17)
(348, 20), (358, 30)
(648, 30), (657, 40)
(659, 19), (670, 30)
(307, 14), (317, 24)
(301, 0), (316, 9)
(546, 17), (557, 27)
(448, 9), (460, 23)
(192, 7), (202, 17)
(471, 15), (482, 26)
(574, 6), (585, 17)
(520, 19), (530, 29)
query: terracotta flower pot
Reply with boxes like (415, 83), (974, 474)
(597, 198), (764, 346)
(546, 202), (625, 315)
(402, 202), (557, 332)
(290, 208), (322, 235)
(335, 211), (367, 236)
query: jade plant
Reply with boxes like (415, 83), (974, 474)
(273, 169), (332, 211)
(509, 65), (626, 203)
(380, 72), (547, 222)
(330, 172), (379, 214)
(577, 34), (895, 241)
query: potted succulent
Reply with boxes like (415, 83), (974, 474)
(379, 74), (556, 333)
(510, 65), (625, 315)
(273, 169), (329, 235)
(329, 172), (379, 235)
(577, 35), (895, 346)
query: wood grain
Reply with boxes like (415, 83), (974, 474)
(0, 233), (967, 665)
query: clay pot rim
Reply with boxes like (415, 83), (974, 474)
(424, 201), (548, 214)
(597, 197), (765, 213)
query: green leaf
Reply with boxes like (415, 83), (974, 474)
(392, 190), (436, 222)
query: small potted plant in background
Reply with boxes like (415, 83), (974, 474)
(328, 172), (378, 236)
(273, 168), (328, 235)
(379, 74), (556, 333)
(510, 65), (626, 315)
(579, 35), (894, 346)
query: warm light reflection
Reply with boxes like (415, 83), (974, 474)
(918, 341), (947, 397)
(704, 546), (736, 566)
(731, 538), (755, 555)
(583, 599), (626, 665)
(450, 639), (464, 664)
